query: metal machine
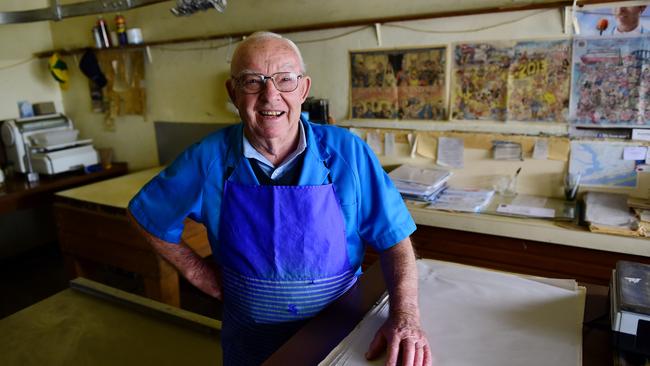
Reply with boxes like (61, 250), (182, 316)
(1, 114), (99, 176)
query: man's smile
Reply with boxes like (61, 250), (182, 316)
(259, 110), (286, 117)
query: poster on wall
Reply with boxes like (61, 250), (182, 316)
(349, 46), (446, 120)
(506, 39), (572, 122)
(451, 41), (513, 121)
(573, 1), (650, 36)
(451, 39), (572, 122)
(569, 36), (650, 126)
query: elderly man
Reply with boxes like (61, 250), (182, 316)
(128, 31), (430, 366)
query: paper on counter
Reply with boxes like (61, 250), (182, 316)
(633, 129), (650, 142)
(584, 191), (634, 226)
(532, 139), (549, 160)
(548, 138), (570, 161)
(427, 188), (494, 213)
(623, 146), (647, 161)
(415, 133), (437, 159)
(496, 204), (555, 218)
(349, 128), (366, 140)
(512, 194), (548, 207)
(320, 260), (585, 366)
(366, 132), (382, 155)
(437, 137), (463, 168)
(388, 164), (450, 187)
(384, 132), (396, 156)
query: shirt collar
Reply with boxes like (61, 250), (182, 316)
(225, 117), (331, 186)
(242, 121), (307, 168)
(614, 24), (644, 35)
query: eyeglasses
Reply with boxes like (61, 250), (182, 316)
(234, 72), (303, 94)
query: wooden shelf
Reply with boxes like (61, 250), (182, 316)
(0, 162), (128, 215)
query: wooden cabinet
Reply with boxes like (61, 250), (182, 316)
(54, 197), (211, 307)
(366, 224), (650, 286)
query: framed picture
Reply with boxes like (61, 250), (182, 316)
(349, 46), (447, 120)
(450, 38), (571, 123)
(573, 1), (650, 36)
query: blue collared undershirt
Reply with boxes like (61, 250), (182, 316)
(242, 122), (307, 181)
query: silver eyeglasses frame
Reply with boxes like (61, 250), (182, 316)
(233, 72), (304, 94)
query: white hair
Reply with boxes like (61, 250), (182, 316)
(232, 31), (307, 73)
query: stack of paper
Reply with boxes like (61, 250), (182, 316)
(627, 198), (650, 237)
(492, 140), (523, 161)
(628, 197), (650, 211)
(427, 188), (495, 213)
(584, 192), (643, 237)
(388, 165), (451, 201)
(320, 260), (585, 366)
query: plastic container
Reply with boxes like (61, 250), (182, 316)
(127, 28), (143, 45)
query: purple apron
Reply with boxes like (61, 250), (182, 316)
(217, 179), (357, 365)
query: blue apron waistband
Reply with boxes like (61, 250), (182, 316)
(222, 266), (357, 324)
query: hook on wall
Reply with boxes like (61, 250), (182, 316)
(374, 23), (382, 47)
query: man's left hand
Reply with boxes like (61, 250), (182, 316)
(365, 313), (432, 366)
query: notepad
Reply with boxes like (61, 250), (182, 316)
(389, 165), (451, 201)
(427, 188), (494, 213)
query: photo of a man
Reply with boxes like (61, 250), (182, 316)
(611, 5), (647, 34)
(573, 1), (649, 36)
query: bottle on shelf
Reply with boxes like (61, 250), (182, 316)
(115, 14), (128, 46)
(92, 26), (103, 48)
(96, 16), (111, 48)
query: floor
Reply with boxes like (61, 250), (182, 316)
(0, 243), (222, 320)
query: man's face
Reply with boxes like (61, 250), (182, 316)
(614, 6), (646, 27)
(227, 38), (311, 144)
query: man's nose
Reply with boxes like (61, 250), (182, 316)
(260, 78), (281, 100)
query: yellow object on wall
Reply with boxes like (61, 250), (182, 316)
(48, 53), (69, 90)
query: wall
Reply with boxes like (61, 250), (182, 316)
(0, 1), (63, 120)
(0, 1), (64, 258)
(45, 1), (568, 170)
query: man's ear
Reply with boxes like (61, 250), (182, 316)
(299, 76), (312, 103)
(226, 79), (237, 104)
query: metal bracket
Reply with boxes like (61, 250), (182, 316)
(0, 0), (167, 25)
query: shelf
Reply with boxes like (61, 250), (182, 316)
(338, 119), (569, 136)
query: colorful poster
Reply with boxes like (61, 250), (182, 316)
(452, 39), (572, 122)
(507, 39), (572, 122)
(569, 36), (650, 126)
(451, 41), (514, 121)
(350, 47), (446, 120)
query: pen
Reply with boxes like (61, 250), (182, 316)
(515, 167), (521, 177)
